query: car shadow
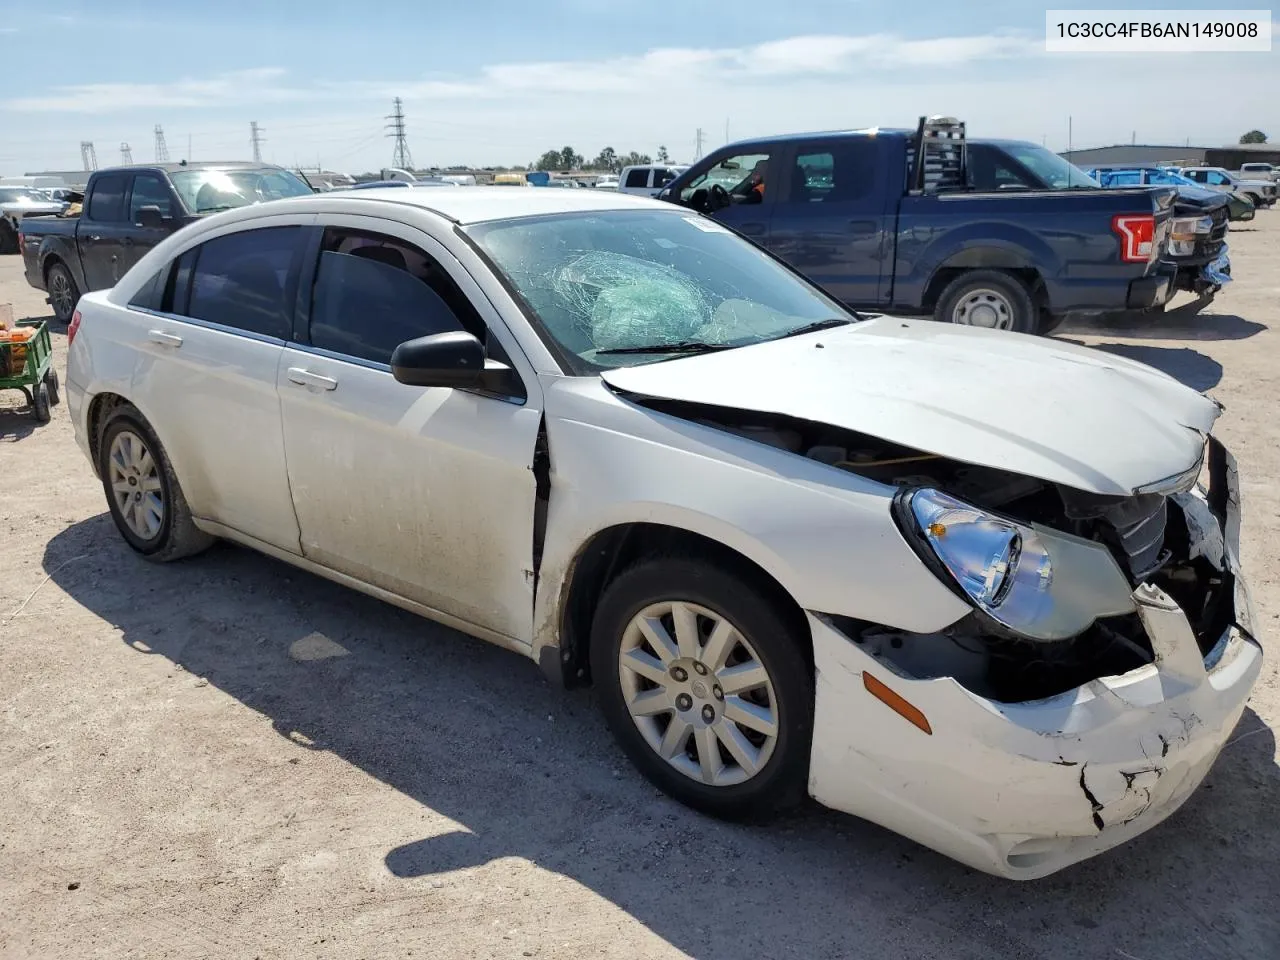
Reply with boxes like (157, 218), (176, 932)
(1060, 301), (1266, 342)
(41, 519), (1280, 959)
(1057, 340), (1224, 391)
(0, 404), (40, 441)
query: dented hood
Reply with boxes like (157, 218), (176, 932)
(600, 318), (1221, 496)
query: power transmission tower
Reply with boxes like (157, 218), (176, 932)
(154, 125), (169, 162)
(694, 128), (706, 160)
(250, 121), (265, 162)
(385, 97), (414, 170)
(80, 141), (98, 171)
(120, 142), (133, 165)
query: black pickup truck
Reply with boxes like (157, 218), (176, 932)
(659, 118), (1179, 334)
(20, 161), (314, 321)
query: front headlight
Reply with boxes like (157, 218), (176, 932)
(902, 489), (1135, 641)
(1170, 216), (1212, 239)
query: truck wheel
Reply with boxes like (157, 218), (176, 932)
(935, 270), (1037, 334)
(46, 262), (80, 323)
(0, 221), (16, 255)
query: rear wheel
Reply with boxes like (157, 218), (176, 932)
(46, 262), (79, 323)
(590, 558), (813, 820)
(31, 382), (51, 423)
(98, 405), (214, 562)
(935, 270), (1038, 334)
(43, 369), (60, 406)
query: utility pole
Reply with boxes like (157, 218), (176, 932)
(725, 118), (730, 145)
(80, 141), (98, 171)
(250, 121), (265, 162)
(386, 97), (414, 170)
(154, 125), (169, 162)
(120, 142), (133, 165)
(694, 128), (706, 161)
(187, 134), (193, 162)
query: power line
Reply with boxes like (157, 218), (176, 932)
(154, 125), (169, 162)
(385, 97), (413, 170)
(120, 142), (133, 165)
(250, 121), (266, 163)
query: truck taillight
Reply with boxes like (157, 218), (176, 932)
(67, 310), (82, 346)
(1112, 214), (1156, 263)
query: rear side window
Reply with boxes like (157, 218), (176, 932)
(788, 141), (877, 203)
(308, 228), (479, 364)
(185, 226), (302, 339)
(653, 168), (677, 188)
(624, 168), (650, 188)
(87, 175), (127, 222)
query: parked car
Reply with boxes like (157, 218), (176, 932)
(1083, 166), (1232, 296)
(619, 164), (689, 197)
(0, 186), (65, 254)
(594, 176), (620, 191)
(346, 179), (458, 190)
(658, 118), (1180, 334)
(19, 162), (314, 321)
(1237, 162), (1280, 182)
(1179, 167), (1277, 207)
(65, 187), (1261, 881)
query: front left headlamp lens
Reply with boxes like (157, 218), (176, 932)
(904, 488), (1134, 642)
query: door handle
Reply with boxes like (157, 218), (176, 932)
(147, 330), (183, 348)
(287, 367), (338, 391)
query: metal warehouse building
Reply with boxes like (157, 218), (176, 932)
(1061, 142), (1280, 169)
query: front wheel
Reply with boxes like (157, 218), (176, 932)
(98, 404), (214, 562)
(31, 382), (51, 423)
(934, 270), (1038, 334)
(590, 558), (814, 820)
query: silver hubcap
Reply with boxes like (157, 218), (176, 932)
(51, 271), (72, 316)
(108, 430), (164, 541)
(952, 288), (1014, 329)
(618, 600), (779, 787)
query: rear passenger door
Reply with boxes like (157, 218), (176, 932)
(276, 218), (542, 643)
(126, 219), (312, 553)
(764, 139), (893, 306)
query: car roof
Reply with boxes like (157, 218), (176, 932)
(92, 161), (293, 176)
(236, 185), (677, 225)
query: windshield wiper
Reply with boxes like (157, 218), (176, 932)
(595, 341), (733, 356)
(771, 317), (856, 340)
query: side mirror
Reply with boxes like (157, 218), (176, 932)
(390, 330), (516, 393)
(136, 205), (165, 228)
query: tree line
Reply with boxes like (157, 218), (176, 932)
(532, 145), (673, 172)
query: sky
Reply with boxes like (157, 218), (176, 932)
(1, 0), (1277, 175)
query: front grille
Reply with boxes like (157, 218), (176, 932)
(1101, 494), (1169, 580)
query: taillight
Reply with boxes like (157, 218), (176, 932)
(1112, 214), (1156, 263)
(67, 309), (82, 346)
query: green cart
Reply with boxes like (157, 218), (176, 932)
(0, 319), (60, 424)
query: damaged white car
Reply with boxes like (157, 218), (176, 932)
(65, 189), (1262, 880)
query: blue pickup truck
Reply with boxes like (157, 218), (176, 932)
(658, 118), (1177, 334)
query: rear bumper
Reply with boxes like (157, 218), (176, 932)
(1125, 271), (1174, 309)
(807, 440), (1262, 879)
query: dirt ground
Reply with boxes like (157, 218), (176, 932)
(0, 222), (1277, 960)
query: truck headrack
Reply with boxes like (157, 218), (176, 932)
(908, 115), (968, 194)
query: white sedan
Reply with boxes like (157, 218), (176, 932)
(65, 188), (1262, 879)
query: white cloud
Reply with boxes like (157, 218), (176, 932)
(7, 67), (306, 112)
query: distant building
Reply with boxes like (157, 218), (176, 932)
(1059, 145), (1211, 167)
(21, 169), (91, 190)
(1202, 143), (1280, 169)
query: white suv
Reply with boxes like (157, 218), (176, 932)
(65, 187), (1261, 880)
(617, 164), (688, 197)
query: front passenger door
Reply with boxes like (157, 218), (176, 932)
(277, 220), (543, 643)
(122, 173), (180, 273)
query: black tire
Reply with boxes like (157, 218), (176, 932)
(31, 382), (51, 423)
(98, 404), (214, 562)
(0, 220), (17, 255)
(43, 369), (60, 406)
(934, 269), (1038, 334)
(589, 557), (814, 821)
(46, 261), (80, 323)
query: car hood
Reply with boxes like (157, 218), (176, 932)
(600, 318), (1221, 497)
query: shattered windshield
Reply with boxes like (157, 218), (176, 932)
(465, 210), (854, 373)
(171, 168), (313, 214)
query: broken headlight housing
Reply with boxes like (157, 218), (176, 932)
(1168, 215), (1213, 257)
(901, 488), (1135, 642)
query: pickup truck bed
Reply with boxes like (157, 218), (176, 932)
(660, 122), (1177, 335)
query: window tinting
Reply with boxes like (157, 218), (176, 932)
(87, 176), (127, 222)
(128, 268), (168, 311)
(186, 226), (301, 339)
(624, 169), (651, 188)
(130, 174), (173, 220)
(789, 141), (877, 203)
(308, 231), (480, 364)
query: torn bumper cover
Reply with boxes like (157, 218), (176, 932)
(806, 440), (1262, 880)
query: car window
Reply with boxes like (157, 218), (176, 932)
(679, 152), (772, 205)
(465, 209), (851, 375)
(966, 144), (1036, 191)
(129, 174), (173, 220)
(624, 169), (650, 189)
(87, 175), (127, 222)
(1207, 171), (1229, 185)
(170, 168), (313, 214)
(185, 226), (302, 339)
(653, 169), (677, 188)
(308, 228), (483, 364)
(788, 141), (877, 202)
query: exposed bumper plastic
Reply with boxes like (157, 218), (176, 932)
(807, 443), (1262, 880)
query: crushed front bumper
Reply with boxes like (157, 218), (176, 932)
(807, 440), (1262, 879)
